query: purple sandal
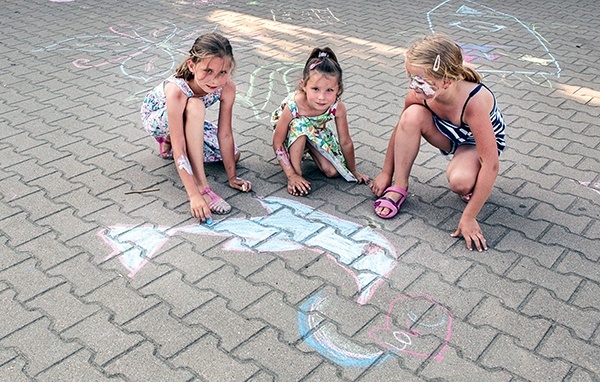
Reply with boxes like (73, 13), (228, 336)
(373, 186), (408, 219)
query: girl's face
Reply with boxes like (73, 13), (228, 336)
(187, 56), (231, 95)
(301, 73), (339, 113)
(405, 60), (441, 100)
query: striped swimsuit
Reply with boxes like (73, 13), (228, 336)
(424, 83), (506, 155)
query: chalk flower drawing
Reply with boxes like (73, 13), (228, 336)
(98, 196), (453, 367)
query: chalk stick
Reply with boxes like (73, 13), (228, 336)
(205, 217), (213, 226)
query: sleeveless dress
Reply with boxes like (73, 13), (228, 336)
(424, 83), (506, 155)
(140, 77), (236, 162)
(271, 93), (357, 182)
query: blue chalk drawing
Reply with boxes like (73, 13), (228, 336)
(100, 196), (398, 304)
(99, 197), (453, 367)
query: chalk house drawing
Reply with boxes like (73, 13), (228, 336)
(99, 196), (453, 367)
(427, 0), (561, 79)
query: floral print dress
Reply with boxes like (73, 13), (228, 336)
(140, 77), (235, 162)
(271, 93), (357, 182)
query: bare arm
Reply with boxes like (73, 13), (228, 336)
(371, 91), (423, 195)
(272, 104), (311, 195)
(451, 88), (499, 251)
(165, 83), (211, 219)
(217, 79), (251, 192)
(334, 101), (369, 183)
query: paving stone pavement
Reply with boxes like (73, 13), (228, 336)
(1, 0), (599, 380)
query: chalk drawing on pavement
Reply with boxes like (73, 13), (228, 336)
(99, 196), (398, 304)
(427, 0), (561, 80)
(270, 7), (344, 24)
(34, 22), (263, 83)
(98, 196), (453, 367)
(575, 181), (600, 196)
(298, 291), (453, 367)
(33, 22), (218, 83)
(237, 62), (304, 120)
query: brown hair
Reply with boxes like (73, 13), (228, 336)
(299, 47), (344, 96)
(406, 33), (481, 83)
(174, 33), (236, 81)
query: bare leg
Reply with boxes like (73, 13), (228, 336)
(375, 105), (451, 217)
(446, 145), (480, 197)
(286, 136), (312, 196)
(307, 144), (339, 178)
(288, 135), (307, 176)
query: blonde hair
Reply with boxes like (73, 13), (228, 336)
(406, 33), (481, 83)
(174, 33), (236, 81)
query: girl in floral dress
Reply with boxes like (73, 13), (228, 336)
(271, 47), (369, 196)
(141, 33), (251, 221)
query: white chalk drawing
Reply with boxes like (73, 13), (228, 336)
(427, 0), (561, 80)
(270, 7), (343, 24)
(237, 62), (304, 120)
(173, 0), (228, 6)
(98, 196), (453, 367)
(33, 22), (263, 85)
(33, 22), (218, 83)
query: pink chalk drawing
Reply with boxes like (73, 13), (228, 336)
(368, 295), (453, 363)
(34, 21), (264, 91)
(575, 181), (600, 196)
(98, 196), (453, 367)
(33, 22), (221, 83)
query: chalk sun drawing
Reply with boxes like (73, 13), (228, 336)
(99, 196), (453, 367)
(427, 0), (561, 79)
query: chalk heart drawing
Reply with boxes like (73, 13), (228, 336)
(299, 292), (452, 367)
(99, 196), (453, 367)
(427, 0), (561, 81)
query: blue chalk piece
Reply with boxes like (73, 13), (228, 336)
(205, 217), (213, 226)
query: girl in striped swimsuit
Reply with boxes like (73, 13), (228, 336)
(370, 33), (506, 252)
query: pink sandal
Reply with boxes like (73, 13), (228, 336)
(157, 138), (172, 159)
(201, 187), (231, 214)
(374, 186), (408, 219)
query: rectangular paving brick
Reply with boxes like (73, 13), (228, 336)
(480, 334), (570, 381)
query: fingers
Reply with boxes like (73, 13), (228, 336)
(231, 178), (252, 192)
(451, 229), (488, 252)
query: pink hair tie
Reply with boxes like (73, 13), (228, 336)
(309, 52), (328, 70)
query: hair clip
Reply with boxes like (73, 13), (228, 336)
(433, 54), (441, 72)
(309, 60), (323, 70)
(318, 52), (328, 58)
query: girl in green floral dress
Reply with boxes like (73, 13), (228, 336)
(271, 47), (369, 196)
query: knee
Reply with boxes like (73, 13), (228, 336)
(447, 170), (475, 195)
(398, 105), (431, 133)
(322, 166), (339, 178)
(184, 98), (206, 120)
